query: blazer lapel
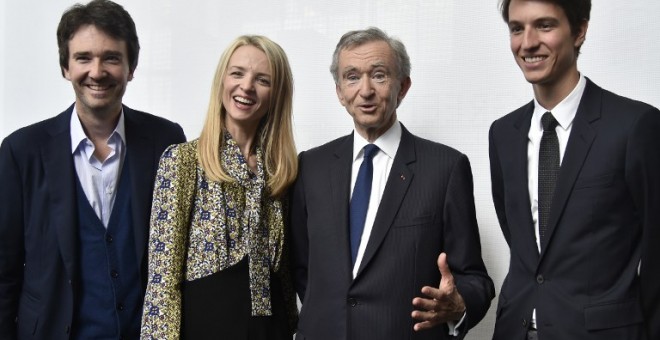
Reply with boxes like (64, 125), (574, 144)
(123, 107), (155, 270)
(504, 102), (541, 264)
(330, 134), (355, 276)
(355, 126), (414, 277)
(44, 107), (78, 281)
(541, 80), (600, 256)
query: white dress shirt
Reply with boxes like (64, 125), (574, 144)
(350, 120), (401, 277)
(70, 108), (126, 228)
(527, 73), (586, 327)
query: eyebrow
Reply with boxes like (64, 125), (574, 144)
(509, 16), (560, 26)
(228, 65), (271, 77)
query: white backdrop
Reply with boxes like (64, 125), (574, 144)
(2, 1), (660, 339)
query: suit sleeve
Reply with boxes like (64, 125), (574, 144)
(140, 143), (196, 340)
(625, 107), (660, 340)
(0, 137), (22, 339)
(288, 151), (309, 301)
(443, 153), (495, 334)
(489, 122), (511, 246)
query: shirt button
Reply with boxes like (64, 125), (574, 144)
(347, 298), (358, 307)
(536, 274), (545, 284)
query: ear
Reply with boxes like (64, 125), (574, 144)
(575, 19), (589, 48)
(336, 84), (347, 107)
(396, 76), (412, 108)
(128, 69), (135, 82)
(63, 66), (71, 81)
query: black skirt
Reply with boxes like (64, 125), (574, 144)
(181, 256), (291, 340)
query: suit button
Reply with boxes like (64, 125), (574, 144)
(536, 274), (544, 284)
(111, 270), (119, 278)
(117, 303), (124, 311)
(347, 298), (358, 307)
(522, 319), (527, 327)
(106, 234), (113, 243)
(65, 325), (71, 334)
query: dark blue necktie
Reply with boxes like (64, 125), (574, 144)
(538, 111), (560, 250)
(350, 144), (380, 265)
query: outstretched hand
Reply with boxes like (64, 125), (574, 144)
(411, 253), (466, 331)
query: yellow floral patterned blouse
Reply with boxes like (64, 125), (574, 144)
(140, 136), (295, 339)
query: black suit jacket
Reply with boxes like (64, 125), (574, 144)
(290, 124), (494, 340)
(0, 104), (186, 339)
(489, 78), (660, 340)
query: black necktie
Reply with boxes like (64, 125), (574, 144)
(538, 112), (560, 250)
(350, 144), (379, 265)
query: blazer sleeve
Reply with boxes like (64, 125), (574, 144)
(442, 153), (495, 333)
(288, 151), (309, 301)
(0, 137), (23, 339)
(488, 122), (511, 246)
(625, 107), (660, 340)
(140, 143), (197, 340)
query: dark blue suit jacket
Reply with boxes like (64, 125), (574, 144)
(489, 78), (660, 340)
(290, 125), (494, 340)
(0, 104), (186, 339)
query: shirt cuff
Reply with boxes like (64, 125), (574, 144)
(446, 310), (467, 336)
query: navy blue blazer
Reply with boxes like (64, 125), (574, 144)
(290, 125), (494, 340)
(0, 104), (186, 339)
(489, 78), (660, 340)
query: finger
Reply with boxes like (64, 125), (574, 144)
(413, 320), (436, 331)
(411, 309), (441, 321)
(438, 252), (453, 280)
(412, 296), (439, 311)
(421, 285), (446, 299)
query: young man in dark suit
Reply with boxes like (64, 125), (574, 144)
(490, 0), (660, 339)
(0, 1), (185, 338)
(290, 27), (494, 340)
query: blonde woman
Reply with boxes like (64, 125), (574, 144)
(141, 35), (297, 340)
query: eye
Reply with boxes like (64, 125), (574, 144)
(257, 76), (271, 86)
(372, 72), (387, 83)
(345, 73), (359, 83)
(230, 71), (243, 78)
(509, 25), (523, 35)
(74, 55), (91, 63)
(537, 21), (555, 31)
(105, 55), (121, 64)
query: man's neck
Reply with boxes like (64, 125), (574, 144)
(532, 70), (580, 111)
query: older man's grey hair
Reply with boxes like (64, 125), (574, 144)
(330, 27), (411, 84)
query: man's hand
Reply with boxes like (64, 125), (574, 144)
(411, 252), (466, 331)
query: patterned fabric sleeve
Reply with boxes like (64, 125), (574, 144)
(140, 142), (198, 340)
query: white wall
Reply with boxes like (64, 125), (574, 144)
(3, 1), (660, 338)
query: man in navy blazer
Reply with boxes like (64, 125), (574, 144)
(290, 27), (494, 340)
(0, 1), (185, 339)
(490, 1), (660, 339)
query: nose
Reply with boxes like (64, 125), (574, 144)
(240, 76), (256, 92)
(521, 29), (539, 50)
(358, 77), (375, 98)
(89, 59), (105, 79)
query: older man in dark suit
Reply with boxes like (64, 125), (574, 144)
(0, 1), (185, 339)
(290, 27), (494, 340)
(489, 1), (660, 339)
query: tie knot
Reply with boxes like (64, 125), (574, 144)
(541, 112), (559, 131)
(362, 144), (379, 160)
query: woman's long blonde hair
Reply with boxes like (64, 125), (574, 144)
(198, 35), (297, 197)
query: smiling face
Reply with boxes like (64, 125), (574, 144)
(335, 40), (411, 142)
(64, 24), (133, 120)
(507, 0), (587, 94)
(222, 44), (272, 133)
